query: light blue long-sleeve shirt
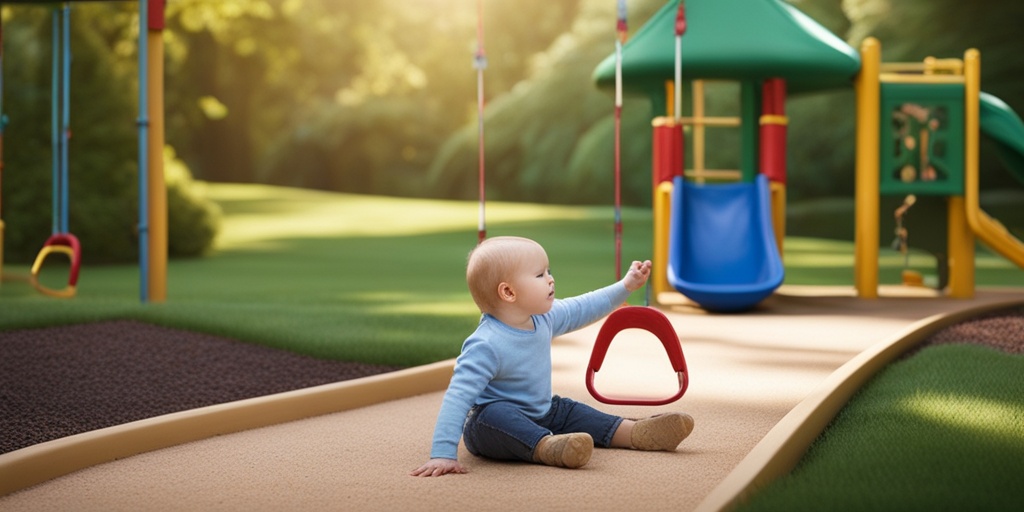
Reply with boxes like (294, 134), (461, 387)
(429, 282), (632, 460)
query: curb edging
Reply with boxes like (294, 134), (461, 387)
(0, 359), (455, 497)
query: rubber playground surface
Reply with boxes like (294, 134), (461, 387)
(1, 286), (1022, 511)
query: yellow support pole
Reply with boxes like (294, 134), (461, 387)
(692, 80), (706, 183)
(770, 182), (786, 258)
(146, 24), (167, 302)
(0, 219), (6, 284)
(1, 120), (4, 284)
(854, 38), (881, 298)
(961, 48), (1024, 270)
(946, 195), (974, 298)
(947, 48), (980, 299)
(665, 80), (674, 118)
(653, 181), (673, 300)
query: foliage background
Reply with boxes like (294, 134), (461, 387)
(1, 0), (1022, 263)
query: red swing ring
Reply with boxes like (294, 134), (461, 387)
(587, 306), (688, 406)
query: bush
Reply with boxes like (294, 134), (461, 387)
(165, 147), (221, 258)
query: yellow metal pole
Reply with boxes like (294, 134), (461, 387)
(147, 25), (167, 302)
(854, 38), (881, 298)
(653, 181), (673, 300)
(692, 80), (706, 184)
(948, 48), (981, 298)
(665, 80), (674, 118)
(960, 49), (1024, 269)
(770, 182), (786, 258)
(947, 195), (974, 298)
(1, 14), (5, 284)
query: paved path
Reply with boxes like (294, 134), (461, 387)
(3, 288), (1021, 512)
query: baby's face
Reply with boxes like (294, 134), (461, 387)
(508, 244), (555, 315)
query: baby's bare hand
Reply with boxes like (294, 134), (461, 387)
(410, 458), (467, 477)
(623, 260), (652, 292)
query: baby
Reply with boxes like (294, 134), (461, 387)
(411, 236), (693, 477)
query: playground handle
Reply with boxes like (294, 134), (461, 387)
(586, 306), (688, 406)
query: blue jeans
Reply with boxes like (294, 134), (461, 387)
(462, 395), (624, 462)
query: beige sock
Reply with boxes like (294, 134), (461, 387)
(532, 432), (594, 468)
(631, 412), (695, 451)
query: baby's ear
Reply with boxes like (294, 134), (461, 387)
(497, 282), (516, 303)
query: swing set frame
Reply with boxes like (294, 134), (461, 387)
(0, 0), (167, 303)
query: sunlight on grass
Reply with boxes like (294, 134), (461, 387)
(782, 250), (942, 268)
(783, 252), (855, 267)
(209, 184), (595, 249)
(976, 252), (1023, 269)
(783, 237), (853, 253)
(901, 391), (1024, 442)
(353, 291), (479, 316)
(783, 236), (1021, 273)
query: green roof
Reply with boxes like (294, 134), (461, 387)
(594, 0), (861, 95)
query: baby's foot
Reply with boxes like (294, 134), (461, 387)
(631, 412), (694, 451)
(532, 433), (593, 468)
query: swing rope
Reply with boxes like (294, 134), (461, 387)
(585, 1), (690, 407)
(31, 3), (80, 299)
(474, 0), (487, 243)
(613, 0), (627, 280)
(674, 0), (686, 123)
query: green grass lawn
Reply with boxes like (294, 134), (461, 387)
(736, 343), (1024, 511)
(0, 185), (658, 366)
(2, 183), (1023, 367)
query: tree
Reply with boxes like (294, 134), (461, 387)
(1, 4), (219, 263)
(426, 0), (664, 206)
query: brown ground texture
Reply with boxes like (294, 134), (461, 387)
(1, 305), (1021, 456)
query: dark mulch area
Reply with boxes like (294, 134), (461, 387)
(923, 305), (1024, 354)
(1, 307), (1021, 456)
(0, 320), (402, 455)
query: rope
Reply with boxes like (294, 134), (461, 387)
(474, 0), (487, 243)
(674, 0), (686, 122)
(614, 0), (627, 281)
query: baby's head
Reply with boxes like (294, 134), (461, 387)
(466, 236), (548, 314)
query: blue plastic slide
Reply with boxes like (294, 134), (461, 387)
(667, 174), (784, 312)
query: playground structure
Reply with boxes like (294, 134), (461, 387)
(0, 0), (167, 303)
(594, 0), (1024, 311)
(854, 38), (1024, 299)
(587, 304), (688, 406)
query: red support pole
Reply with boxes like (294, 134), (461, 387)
(652, 118), (684, 188)
(148, 0), (165, 30)
(759, 78), (787, 184)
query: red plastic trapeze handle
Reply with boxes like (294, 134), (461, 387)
(586, 306), (688, 406)
(30, 233), (82, 298)
(44, 233), (82, 286)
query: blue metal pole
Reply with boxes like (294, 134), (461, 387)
(137, 0), (149, 302)
(50, 9), (58, 236)
(60, 3), (71, 235)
